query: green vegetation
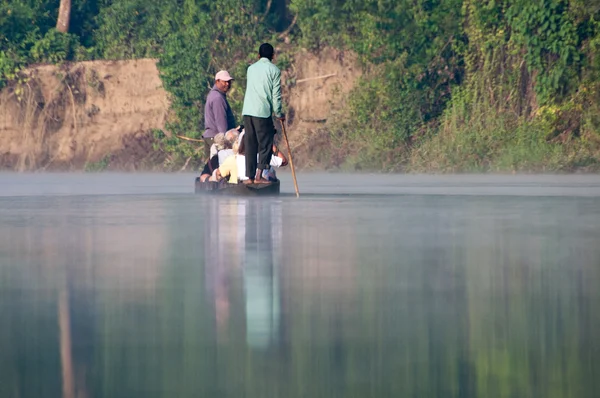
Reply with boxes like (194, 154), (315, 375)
(84, 154), (110, 172)
(298, 0), (600, 171)
(2, 0), (600, 171)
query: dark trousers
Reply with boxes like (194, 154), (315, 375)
(243, 115), (275, 178)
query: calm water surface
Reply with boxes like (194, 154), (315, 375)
(1, 173), (599, 398)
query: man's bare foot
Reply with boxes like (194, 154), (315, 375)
(253, 177), (271, 184)
(254, 170), (271, 184)
(242, 179), (254, 185)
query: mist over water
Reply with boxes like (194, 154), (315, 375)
(1, 173), (599, 397)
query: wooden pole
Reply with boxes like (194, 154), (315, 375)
(175, 134), (204, 143)
(280, 120), (299, 197)
(295, 73), (337, 83)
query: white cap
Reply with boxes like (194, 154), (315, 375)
(215, 70), (234, 81)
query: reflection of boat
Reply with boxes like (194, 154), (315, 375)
(195, 177), (280, 196)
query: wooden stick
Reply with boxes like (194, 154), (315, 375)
(278, 14), (298, 39)
(175, 134), (204, 143)
(262, 0), (272, 20)
(280, 120), (300, 198)
(295, 73), (337, 83)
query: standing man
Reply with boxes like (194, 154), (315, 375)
(203, 70), (236, 161)
(242, 43), (285, 184)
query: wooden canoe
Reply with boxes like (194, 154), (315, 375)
(194, 177), (280, 196)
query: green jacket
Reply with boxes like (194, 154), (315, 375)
(242, 58), (283, 118)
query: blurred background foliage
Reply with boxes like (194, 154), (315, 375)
(2, 0), (600, 171)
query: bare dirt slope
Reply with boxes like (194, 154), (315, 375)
(0, 50), (360, 171)
(0, 59), (169, 171)
(283, 49), (362, 167)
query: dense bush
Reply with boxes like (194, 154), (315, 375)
(292, 0), (600, 171)
(2, 0), (600, 171)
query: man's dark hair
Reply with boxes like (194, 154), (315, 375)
(259, 43), (274, 60)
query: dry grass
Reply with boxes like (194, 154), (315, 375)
(0, 79), (48, 171)
(9, 73), (76, 171)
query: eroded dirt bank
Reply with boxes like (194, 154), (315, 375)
(0, 59), (169, 171)
(0, 51), (361, 171)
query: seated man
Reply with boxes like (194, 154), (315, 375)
(212, 138), (241, 183)
(218, 128), (239, 164)
(262, 144), (288, 181)
(199, 130), (239, 182)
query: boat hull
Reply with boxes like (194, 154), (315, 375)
(194, 177), (280, 196)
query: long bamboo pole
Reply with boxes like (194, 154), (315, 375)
(280, 120), (299, 197)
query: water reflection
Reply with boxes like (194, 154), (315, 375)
(204, 198), (282, 350)
(0, 195), (599, 397)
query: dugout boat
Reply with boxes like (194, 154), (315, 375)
(194, 177), (280, 196)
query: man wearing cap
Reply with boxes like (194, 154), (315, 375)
(203, 70), (236, 161)
(242, 43), (285, 184)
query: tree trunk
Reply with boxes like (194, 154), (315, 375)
(273, 0), (288, 31)
(56, 0), (71, 33)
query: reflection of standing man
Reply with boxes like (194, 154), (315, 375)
(243, 200), (281, 349)
(242, 43), (285, 184)
(203, 70), (236, 161)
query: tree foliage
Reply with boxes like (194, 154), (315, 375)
(2, 0), (600, 170)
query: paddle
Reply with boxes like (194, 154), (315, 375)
(279, 119), (300, 198)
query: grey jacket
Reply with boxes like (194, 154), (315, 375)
(203, 86), (236, 138)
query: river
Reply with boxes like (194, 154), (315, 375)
(1, 172), (599, 397)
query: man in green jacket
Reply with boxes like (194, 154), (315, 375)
(242, 43), (285, 184)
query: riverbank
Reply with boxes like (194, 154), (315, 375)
(0, 51), (364, 172)
(2, 56), (600, 173)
